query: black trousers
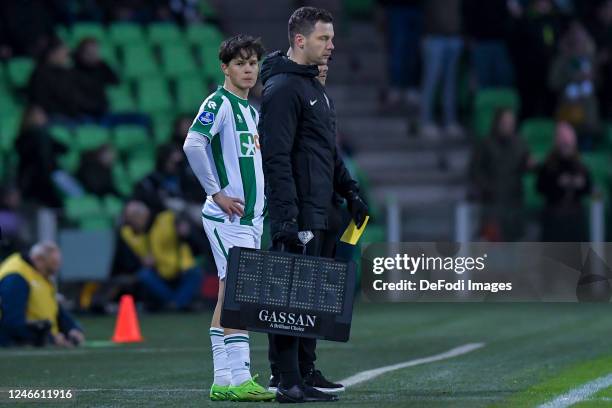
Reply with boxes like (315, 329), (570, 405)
(268, 203), (347, 384)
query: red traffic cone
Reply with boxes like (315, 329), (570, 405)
(111, 295), (143, 343)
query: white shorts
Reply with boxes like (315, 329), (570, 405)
(202, 217), (263, 280)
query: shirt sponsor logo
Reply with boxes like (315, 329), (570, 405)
(198, 111), (215, 125)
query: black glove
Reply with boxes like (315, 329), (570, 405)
(270, 219), (300, 249)
(26, 320), (52, 347)
(346, 191), (368, 228)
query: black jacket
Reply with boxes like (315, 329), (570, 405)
(259, 51), (357, 230)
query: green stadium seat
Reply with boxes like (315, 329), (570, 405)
(79, 216), (114, 230)
(103, 194), (124, 219)
(127, 157), (155, 185)
(136, 78), (172, 114)
(75, 125), (111, 151)
(49, 126), (73, 146)
(112, 162), (132, 196)
(99, 43), (120, 69)
(151, 112), (174, 145)
(7, 58), (34, 88)
(344, 0), (375, 18)
(56, 25), (70, 44)
(176, 76), (205, 113)
(107, 84), (136, 112)
(0, 89), (22, 119)
(185, 24), (224, 46)
(0, 116), (20, 150)
(113, 124), (149, 152)
(70, 23), (107, 46)
(108, 23), (146, 46)
(520, 118), (555, 160)
(160, 44), (198, 78)
(473, 87), (520, 138)
(148, 23), (183, 45)
(64, 195), (103, 221)
(582, 152), (611, 192)
(57, 150), (81, 174)
(120, 44), (159, 79)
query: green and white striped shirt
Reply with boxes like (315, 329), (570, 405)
(189, 86), (265, 226)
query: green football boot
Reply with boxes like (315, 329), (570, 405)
(209, 383), (231, 401)
(228, 374), (276, 402)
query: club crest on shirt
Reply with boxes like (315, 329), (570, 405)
(198, 111), (215, 125)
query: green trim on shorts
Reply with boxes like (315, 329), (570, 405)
(202, 212), (225, 223)
(213, 227), (228, 260)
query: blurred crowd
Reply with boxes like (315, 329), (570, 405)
(378, 0), (612, 141)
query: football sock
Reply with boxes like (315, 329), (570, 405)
(209, 327), (231, 386)
(224, 333), (252, 385)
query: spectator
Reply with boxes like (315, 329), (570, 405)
(171, 115), (193, 147)
(509, 0), (562, 118)
(16, 106), (69, 208)
(549, 21), (600, 148)
(588, 0), (612, 120)
(462, 0), (514, 88)
(133, 143), (201, 215)
(111, 201), (202, 311)
(73, 38), (120, 117)
(377, 0), (423, 107)
(0, 241), (85, 347)
(537, 122), (592, 241)
(76, 144), (120, 198)
(420, 0), (463, 139)
(0, 185), (28, 259)
(469, 108), (533, 241)
(27, 38), (102, 119)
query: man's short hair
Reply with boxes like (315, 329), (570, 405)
(218, 34), (265, 64)
(288, 6), (333, 48)
(29, 241), (59, 260)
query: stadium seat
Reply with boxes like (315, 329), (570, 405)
(79, 216), (114, 230)
(148, 23), (183, 45)
(107, 84), (137, 112)
(103, 194), (124, 219)
(0, 116), (20, 150)
(160, 44), (198, 78)
(136, 78), (172, 114)
(120, 44), (159, 79)
(108, 23), (146, 46)
(113, 124), (149, 153)
(520, 118), (555, 160)
(176, 76), (205, 113)
(582, 152), (611, 192)
(75, 125), (111, 151)
(473, 88), (520, 138)
(70, 23), (107, 46)
(112, 162), (132, 196)
(151, 113), (174, 145)
(344, 0), (375, 18)
(49, 126), (73, 146)
(57, 150), (81, 174)
(7, 58), (34, 89)
(64, 195), (103, 221)
(185, 24), (224, 46)
(99, 43), (120, 69)
(127, 157), (155, 185)
(0, 89), (22, 119)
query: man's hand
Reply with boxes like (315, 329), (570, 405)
(53, 332), (73, 348)
(271, 219), (300, 249)
(67, 329), (85, 346)
(213, 191), (244, 221)
(346, 191), (369, 228)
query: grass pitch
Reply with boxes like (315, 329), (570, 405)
(2, 302), (612, 407)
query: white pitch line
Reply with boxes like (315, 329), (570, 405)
(538, 373), (612, 408)
(339, 342), (485, 388)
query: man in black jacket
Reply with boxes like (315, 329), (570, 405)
(259, 6), (368, 403)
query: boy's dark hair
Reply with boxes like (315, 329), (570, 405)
(288, 7), (333, 48)
(218, 34), (265, 64)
